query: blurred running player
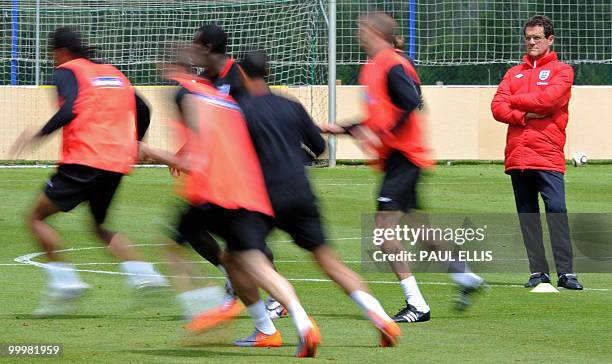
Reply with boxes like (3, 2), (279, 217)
(192, 24), (248, 101)
(391, 32), (484, 310)
(140, 67), (320, 357)
(219, 50), (400, 349)
(174, 24), (285, 318)
(9, 27), (168, 316)
(150, 57), (231, 320)
(321, 13), (486, 322)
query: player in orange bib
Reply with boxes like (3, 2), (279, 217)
(322, 13), (486, 321)
(218, 50), (400, 349)
(139, 67), (320, 357)
(10, 27), (168, 316)
(168, 25), (285, 320)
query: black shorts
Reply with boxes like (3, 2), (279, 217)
(176, 203), (272, 252)
(172, 202), (218, 246)
(269, 180), (326, 251)
(377, 151), (421, 213)
(44, 164), (123, 224)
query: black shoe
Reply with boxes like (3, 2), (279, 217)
(455, 280), (488, 311)
(392, 302), (430, 323)
(557, 274), (583, 290)
(524, 273), (551, 288)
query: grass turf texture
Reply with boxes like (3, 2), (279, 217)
(0, 165), (611, 363)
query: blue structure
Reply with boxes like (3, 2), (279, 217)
(11, 0), (19, 85)
(408, 0), (416, 60)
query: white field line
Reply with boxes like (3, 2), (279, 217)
(11, 242), (611, 292)
(4, 255), (611, 266)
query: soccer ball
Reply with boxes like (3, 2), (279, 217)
(572, 152), (588, 167)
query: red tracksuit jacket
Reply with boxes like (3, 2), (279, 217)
(491, 51), (573, 173)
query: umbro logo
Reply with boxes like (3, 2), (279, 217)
(515, 73), (524, 78)
(377, 197), (392, 203)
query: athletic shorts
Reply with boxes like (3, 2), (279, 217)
(44, 164), (123, 224)
(172, 202), (218, 246)
(268, 180), (326, 251)
(377, 151), (421, 213)
(175, 203), (272, 252)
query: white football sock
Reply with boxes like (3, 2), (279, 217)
(120, 260), (157, 276)
(177, 286), (224, 319)
(400, 276), (429, 312)
(350, 290), (392, 322)
(247, 300), (277, 335)
(45, 262), (84, 287)
(451, 272), (484, 288)
(120, 261), (165, 286)
(287, 300), (312, 336)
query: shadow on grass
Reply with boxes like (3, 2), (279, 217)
(485, 280), (523, 287)
(16, 314), (106, 320)
(125, 343), (376, 358)
(117, 315), (185, 321)
(14, 313), (188, 321)
(309, 313), (364, 320)
(124, 348), (290, 358)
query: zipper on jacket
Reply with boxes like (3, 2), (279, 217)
(518, 63), (537, 172)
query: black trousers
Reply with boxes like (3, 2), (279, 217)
(510, 170), (573, 275)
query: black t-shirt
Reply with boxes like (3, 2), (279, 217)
(208, 58), (248, 102)
(392, 49), (424, 111)
(384, 64), (422, 134)
(240, 93), (325, 190)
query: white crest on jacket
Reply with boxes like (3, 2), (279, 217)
(539, 70), (550, 80)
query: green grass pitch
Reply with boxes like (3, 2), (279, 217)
(0, 165), (611, 363)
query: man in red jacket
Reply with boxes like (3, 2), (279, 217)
(491, 15), (582, 290)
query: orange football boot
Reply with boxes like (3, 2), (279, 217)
(184, 298), (244, 334)
(234, 329), (283, 347)
(295, 317), (321, 358)
(367, 310), (401, 347)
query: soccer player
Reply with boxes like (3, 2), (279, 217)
(491, 15), (583, 290)
(391, 32), (485, 309)
(192, 25), (248, 101)
(140, 66), (320, 357)
(156, 56), (243, 320)
(170, 25), (285, 318)
(221, 50), (401, 349)
(9, 27), (168, 316)
(321, 12), (486, 322)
